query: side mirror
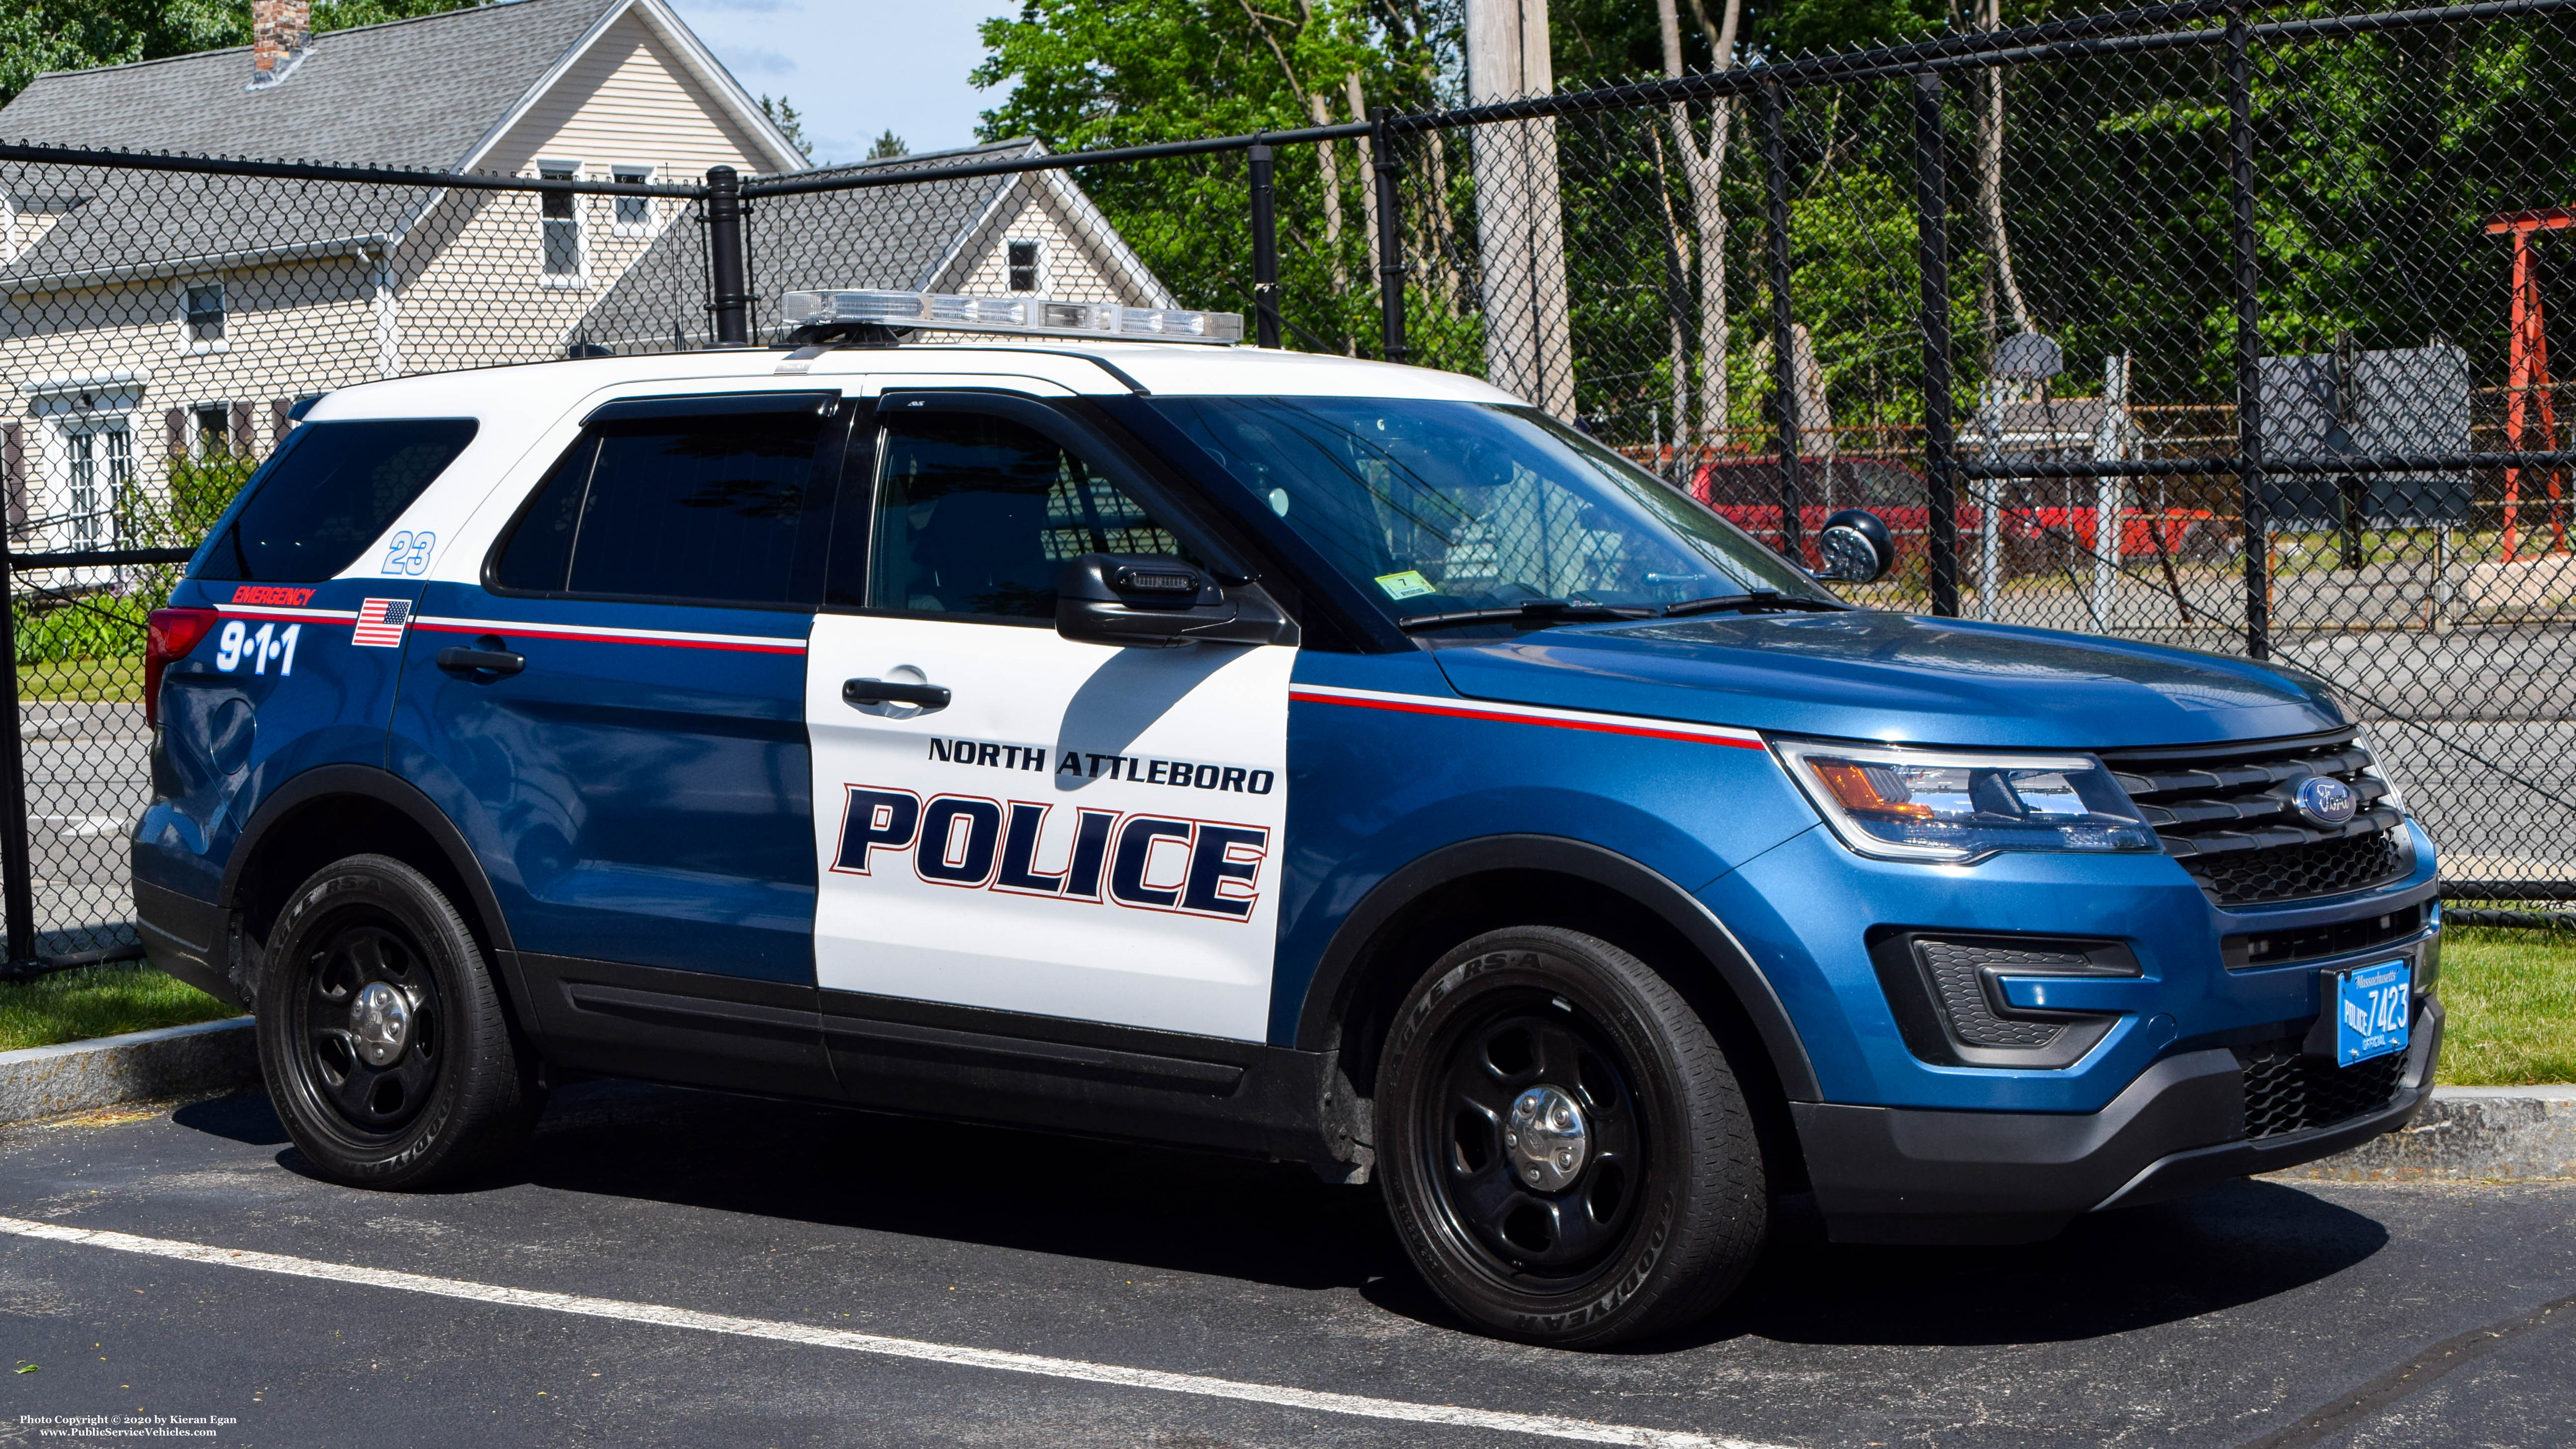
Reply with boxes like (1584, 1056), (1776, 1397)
(1814, 508), (1895, 585)
(1055, 554), (1293, 648)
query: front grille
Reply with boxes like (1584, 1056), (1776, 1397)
(2235, 1038), (2409, 1139)
(2224, 905), (2425, 969)
(2197, 831), (2406, 907)
(2098, 730), (2410, 907)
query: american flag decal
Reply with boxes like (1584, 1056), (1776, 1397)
(352, 597), (412, 648)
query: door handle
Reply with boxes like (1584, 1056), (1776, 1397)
(437, 643), (525, 676)
(844, 677), (950, 711)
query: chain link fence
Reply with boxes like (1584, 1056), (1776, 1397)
(2, 0), (2569, 968)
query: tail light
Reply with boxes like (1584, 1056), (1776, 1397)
(144, 607), (219, 730)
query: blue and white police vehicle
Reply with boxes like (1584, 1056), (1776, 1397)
(134, 289), (2439, 1346)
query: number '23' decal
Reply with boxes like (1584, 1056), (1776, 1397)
(381, 531), (434, 575)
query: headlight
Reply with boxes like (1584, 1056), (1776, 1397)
(1771, 738), (2162, 864)
(2352, 725), (2408, 815)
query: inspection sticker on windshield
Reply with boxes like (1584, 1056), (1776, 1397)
(1375, 570), (1437, 600)
(2334, 960), (2411, 1066)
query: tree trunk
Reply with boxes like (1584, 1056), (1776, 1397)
(1348, 72), (1381, 277)
(1659, 0), (1742, 452)
(1978, 0), (2033, 337)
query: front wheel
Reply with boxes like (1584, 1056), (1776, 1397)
(256, 854), (539, 1188)
(1377, 926), (1768, 1347)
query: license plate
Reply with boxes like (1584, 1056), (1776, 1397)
(2332, 960), (2413, 1066)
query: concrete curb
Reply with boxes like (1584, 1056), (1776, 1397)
(0, 1017), (256, 1127)
(2279, 1085), (2576, 1182)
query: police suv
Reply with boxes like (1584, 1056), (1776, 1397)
(135, 290), (2438, 1346)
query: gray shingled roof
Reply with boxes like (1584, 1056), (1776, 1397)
(0, 0), (623, 169)
(0, 0), (662, 295)
(572, 140), (1177, 351)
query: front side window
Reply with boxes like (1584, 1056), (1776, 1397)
(538, 164), (581, 280)
(494, 407), (826, 606)
(196, 418), (477, 581)
(183, 281), (226, 349)
(865, 409), (1190, 620)
(1007, 240), (1041, 293)
(1148, 396), (1833, 626)
(611, 166), (652, 232)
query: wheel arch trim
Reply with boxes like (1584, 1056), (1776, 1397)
(1291, 834), (1821, 1101)
(220, 763), (530, 1026)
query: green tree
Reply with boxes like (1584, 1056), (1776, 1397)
(759, 94), (812, 162)
(868, 128), (909, 160)
(973, 0), (1440, 352)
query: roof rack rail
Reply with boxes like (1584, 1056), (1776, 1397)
(781, 289), (1243, 345)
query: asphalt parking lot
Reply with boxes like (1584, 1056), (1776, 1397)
(0, 1081), (2569, 1449)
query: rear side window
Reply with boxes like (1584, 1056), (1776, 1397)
(492, 407), (828, 606)
(194, 419), (477, 581)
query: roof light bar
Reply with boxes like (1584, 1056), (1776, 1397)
(782, 289), (1244, 344)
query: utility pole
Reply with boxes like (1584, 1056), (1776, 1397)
(1464, 0), (1577, 420)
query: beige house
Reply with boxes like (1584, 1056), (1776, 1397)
(0, 0), (1172, 557)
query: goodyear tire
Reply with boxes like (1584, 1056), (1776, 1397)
(1377, 926), (1767, 1347)
(256, 854), (539, 1188)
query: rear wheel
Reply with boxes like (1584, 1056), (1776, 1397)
(1377, 926), (1767, 1347)
(256, 854), (539, 1188)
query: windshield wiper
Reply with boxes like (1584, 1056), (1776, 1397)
(1658, 590), (1851, 619)
(1397, 599), (1660, 633)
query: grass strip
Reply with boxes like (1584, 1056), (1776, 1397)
(0, 963), (239, 1054)
(2438, 925), (2576, 1086)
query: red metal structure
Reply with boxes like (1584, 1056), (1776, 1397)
(2484, 207), (2574, 560)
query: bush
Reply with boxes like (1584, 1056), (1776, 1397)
(8, 452), (257, 666)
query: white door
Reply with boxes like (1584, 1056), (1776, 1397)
(806, 391), (1293, 1042)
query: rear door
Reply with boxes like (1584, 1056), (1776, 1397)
(804, 389), (1294, 1043)
(389, 389), (851, 1090)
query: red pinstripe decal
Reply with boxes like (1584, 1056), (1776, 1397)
(407, 620), (806, 655)
(1290, 689), (1768, 750)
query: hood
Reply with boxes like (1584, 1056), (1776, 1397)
(1431, 611), (2347, 749)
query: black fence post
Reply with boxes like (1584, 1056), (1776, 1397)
(1913, 70), (1960, 618)
(705, 165), (751, 347)
(1371, 108), (1408, 365)
(1249, 142), (1283, 349)
(2227, 3), (2269, 659)
(1762, 80), (1804, 565)
(0, 551), (35, 976)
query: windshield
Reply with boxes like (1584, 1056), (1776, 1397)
(1146, 397), (1834, 626)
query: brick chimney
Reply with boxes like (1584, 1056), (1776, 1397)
(248, 0), (312, 89)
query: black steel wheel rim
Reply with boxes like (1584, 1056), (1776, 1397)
(1418, 989), (1647, 1283)
(291, 912), (443, 1136)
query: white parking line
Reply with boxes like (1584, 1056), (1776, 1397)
(0, 1215), (1788, 1449)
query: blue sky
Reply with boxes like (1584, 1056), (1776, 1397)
(666, 0), (1007, 166)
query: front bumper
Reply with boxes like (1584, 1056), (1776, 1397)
(1794, 994), (2443, 1245)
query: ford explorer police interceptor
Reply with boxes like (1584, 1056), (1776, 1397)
(133, 290), (2439, 1347)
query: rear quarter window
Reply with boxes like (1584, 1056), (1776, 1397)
(192, 418), (478, 582)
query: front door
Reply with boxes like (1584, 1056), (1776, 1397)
(805, 391), (1293, 1042)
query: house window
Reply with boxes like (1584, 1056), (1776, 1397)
(612, 166), (653, 233)
(183, 280), (227, 351)
(1008, 240), (1042, 293)
(195, 403), (232, 458)
(65, 425), (132, 547)
(539, 162), (582, 282)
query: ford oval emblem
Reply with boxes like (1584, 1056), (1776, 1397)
(2295, 775), (2358, 826)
